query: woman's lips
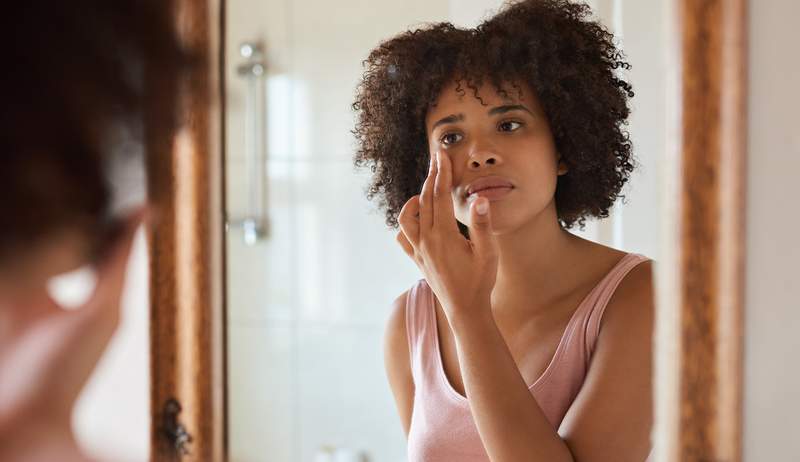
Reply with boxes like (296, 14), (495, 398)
(467, 186), (513, 201)
(465, 175), (514, 202)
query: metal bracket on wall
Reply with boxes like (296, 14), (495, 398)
(226, 40), (270, 245)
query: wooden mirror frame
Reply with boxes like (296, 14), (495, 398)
(145, 0), (226, 460)
(653, 0), (747, 460)
(145, 0), (747, 460)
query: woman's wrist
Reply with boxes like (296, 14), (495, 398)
(448, 300), (496, 336)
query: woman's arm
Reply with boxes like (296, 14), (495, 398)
(383, 290), (415, 437)
(451, 261), (654, 462)
(558, 260), (654, 461)
(449, 303), (575, 462)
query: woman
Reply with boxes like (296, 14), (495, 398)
(0, 1), (191, 459)
(353, 1), (654, 460)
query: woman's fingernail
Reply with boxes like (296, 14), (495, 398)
(476, 200), (489, 215)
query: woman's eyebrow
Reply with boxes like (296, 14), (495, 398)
(488, 104), (535, 116)
(431, 114), (464, 131)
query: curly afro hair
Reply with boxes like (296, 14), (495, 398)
(352, 0), (636, 233)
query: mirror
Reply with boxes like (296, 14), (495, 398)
(223, 0), (667, 460)
(0, 0), (754, 460)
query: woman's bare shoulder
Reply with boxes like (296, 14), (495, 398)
(383, 289), (415, 435)
(385, 290), (410, 341)
(571, 237), (655, 331)
(601, 256), (655, 334)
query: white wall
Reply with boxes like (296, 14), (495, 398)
(72, 232), (150, 461)
(447, 0), (504, 27)
(744, 1), (800, 459)
(71, 152), (151, 461)
(612, 0), (665, 261)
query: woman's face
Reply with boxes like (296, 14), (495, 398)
(425, 80), (568, 235)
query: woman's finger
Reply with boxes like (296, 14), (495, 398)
(469, 197), (499, 263)
(397, 195), (421, 248)
(395, 231), (415, 259)
(432, 150), (459, 234)
(418, 153), (437, 232)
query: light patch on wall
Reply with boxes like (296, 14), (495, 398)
(267, 74), (293, 160)
(448, 0), (504, 28)
(298, 202), (322, 321)
(47, 265), (98, 310)
(292, 79), (311, 160)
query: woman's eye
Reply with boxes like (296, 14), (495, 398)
(440, 133), (463, 145)
(498, 120), (522, 132)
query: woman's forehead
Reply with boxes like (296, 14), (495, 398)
(426, 80), (540, 124)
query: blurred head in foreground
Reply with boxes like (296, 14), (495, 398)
(0, 1), (196, 459)
(0, 0), (194, 298)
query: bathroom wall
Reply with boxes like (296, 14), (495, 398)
(744, 1), (800, 458)
(72, 233), (150, 461)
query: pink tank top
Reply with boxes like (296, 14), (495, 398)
(405, 252), (651, 461)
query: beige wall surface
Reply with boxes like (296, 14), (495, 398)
(744, 1), (800, 459)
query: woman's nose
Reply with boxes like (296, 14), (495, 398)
(467, 149), (502, 170)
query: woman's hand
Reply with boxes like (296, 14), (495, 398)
(0, 210), (143, 442)
(396, 151), (499, 325)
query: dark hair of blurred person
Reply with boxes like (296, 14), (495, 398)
(1, 0), (195, 263)
(0, 1), (197, 460)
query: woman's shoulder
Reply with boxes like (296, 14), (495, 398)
(571, 239), (654, 331)
(383, 288), (416, 433)
(385, 290), (410, 340)
(384, 279), (426, 340)
(577, 238), (654, 291)
(388, 277), (430, 319)
(599, 251), (655, 336)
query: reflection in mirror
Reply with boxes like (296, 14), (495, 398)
(225, 0), (665, 460)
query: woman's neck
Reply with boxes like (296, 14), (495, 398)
(490, 201), (589, 318)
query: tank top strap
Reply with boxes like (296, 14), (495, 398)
(405, 278), (436, 382)
(581, 252), (651, 361)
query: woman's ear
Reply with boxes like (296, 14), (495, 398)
(557, 155), (569, 176)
